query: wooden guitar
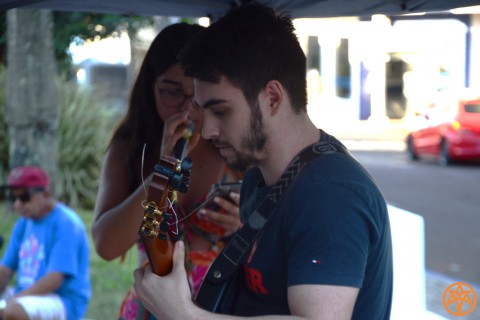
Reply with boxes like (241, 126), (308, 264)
(138, 124), (194, 276)
(138, 155), (192, 275)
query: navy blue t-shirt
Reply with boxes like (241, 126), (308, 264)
(232, 131), (393, 319)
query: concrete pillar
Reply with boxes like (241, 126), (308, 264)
(469, 15), (480, 90)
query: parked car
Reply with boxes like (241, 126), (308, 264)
(406, 95), (480, 165)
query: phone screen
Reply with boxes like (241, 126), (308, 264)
(188, 181), (243, 238)
(205, 181), (242, 211)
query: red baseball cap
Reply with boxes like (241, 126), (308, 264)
(6, 166), (50, 188)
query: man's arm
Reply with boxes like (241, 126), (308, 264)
(287, 284), (358, 319)
(134, 241), (359, 320)
(15, 272), (64, 297)
(0, 265), (13, 294)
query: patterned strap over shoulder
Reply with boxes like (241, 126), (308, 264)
(195, 130), (349, 312)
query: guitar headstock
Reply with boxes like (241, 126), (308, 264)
(138, 155), (192, 275)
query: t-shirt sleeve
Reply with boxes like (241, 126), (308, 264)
(284, 177), (372, 288)
(46, 215), (85, 277)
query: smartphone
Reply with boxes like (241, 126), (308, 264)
(204, 181), (242, 211)
(189, 181), (242, 238)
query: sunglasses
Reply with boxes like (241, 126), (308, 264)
(7, 188), (44, 203)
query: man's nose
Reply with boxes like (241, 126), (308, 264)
(201, 113), (219, 140)
(13, 199), (22, 210)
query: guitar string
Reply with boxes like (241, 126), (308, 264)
(139, 143), (229, 232)
(140, 142), (183, 235)
(175, 189), (222, 223)
(141, 143), (148, 196)
(141, 182), (223, 233)
(166, 196), (179, 235)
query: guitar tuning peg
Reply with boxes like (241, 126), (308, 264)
(159, 221), (170, 232)
(178, 175), (190, 193)
(162, 212), (172, 220)
(179, 183), (189, 193)
(181, 157), (193, 173)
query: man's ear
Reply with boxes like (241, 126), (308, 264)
(264, 80), (283, 116)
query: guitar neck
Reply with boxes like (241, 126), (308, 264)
(142, 233), (173, 276)
(139, 169), (174, 276)
(138, 154), (192, 276)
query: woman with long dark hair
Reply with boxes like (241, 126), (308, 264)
(91, 23), (242, 320)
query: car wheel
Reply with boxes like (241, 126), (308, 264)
(439, 140), (453, 166)
(407, 136), (419, 160)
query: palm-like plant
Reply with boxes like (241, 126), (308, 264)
(56, 77), (117, 209)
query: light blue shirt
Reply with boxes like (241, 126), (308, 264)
(1, 203), (91, 320)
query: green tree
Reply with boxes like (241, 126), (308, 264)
(53, 12), (153, 74)
(0, 12), (153, 72)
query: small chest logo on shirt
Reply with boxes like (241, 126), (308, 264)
(243, 264), (268, 294)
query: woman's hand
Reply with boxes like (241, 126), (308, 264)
(198, 192), (242, 236)
(161, 111), (200, 158)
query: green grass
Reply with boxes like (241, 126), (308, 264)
(0, 204), (137, 320)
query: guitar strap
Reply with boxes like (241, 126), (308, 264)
(195, 135), (349, 312)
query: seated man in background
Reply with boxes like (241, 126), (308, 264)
(0, 166), (91, 320)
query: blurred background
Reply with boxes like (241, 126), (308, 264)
(1, 3), (479, 319)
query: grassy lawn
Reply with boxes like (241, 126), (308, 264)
(0, 205), (137, 320)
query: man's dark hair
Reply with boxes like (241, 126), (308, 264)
(179, 2), (307, 113)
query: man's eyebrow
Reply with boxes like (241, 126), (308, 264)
(196, 98), (228, 109)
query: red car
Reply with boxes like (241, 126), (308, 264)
(406, 96), (480, 165)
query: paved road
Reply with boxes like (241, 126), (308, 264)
(350, 147), (480, 285)
(348, 144), (480, 318)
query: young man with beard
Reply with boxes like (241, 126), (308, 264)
(133, 3), (393, 319)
